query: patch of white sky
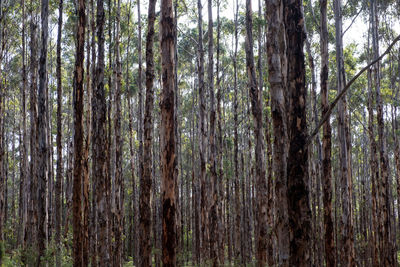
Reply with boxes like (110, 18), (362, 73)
(49, 0), (398, 89)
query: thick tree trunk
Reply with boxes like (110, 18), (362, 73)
(160, 0), (176, 264)
(320, 1), (335, 266)
(285, 1), (312, 265)
(37, 0), (49, 264)
(245, 1), (267, 265)
(55, 0), (63, 265)
(139, 0), (156, 263)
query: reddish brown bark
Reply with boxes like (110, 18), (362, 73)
(160, 0), (177, 264)
(72, 0), (86, 265)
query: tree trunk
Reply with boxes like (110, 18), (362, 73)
(320, 1), (335, 266)
(333, 1), (355, 265)
(28, 10), (39, 250)
(285, 1), (312, 265)
(215, 2), (225, 263)
(73, 0), (86, 264)
(19, 0), (28, 250)
(93, 0), (110, 264)
(140, 0), (156, 263)
(197, 0), (208, 261)
(55, 0), (63, 265)
(265, 0), (289, 265)
(207, 0), (218, 265)
(370, 1), (395, 264)
(245, 1), (267, 265)
(37, 0), (49, 264)
(113, 0), (123, 265)
(233, 1), (241, 263)
(160, 0), (176, 264)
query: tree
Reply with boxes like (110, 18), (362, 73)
(197, 0), (208, 261)
(72, 0), (87, 265)
(244, 0), (267, 265)
(55, 0), (63, 265)
(207, 0), (219, 264)
(37, 0), (49, 264)
(320, 0), (335, 266)
(333, 1), (355, 265)
(92, 0), (109, 264)
(265, 0), (289, 265)
(160, 0), (176, 263)
(285, 0), (312, 265)
(113, 0), (123, 265)
(139, 0), (156, 263)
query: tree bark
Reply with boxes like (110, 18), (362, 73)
(197, 0), (208, 261)
(160, 0), (176, 264)
(285, 1), (312, 265)
(113, 0), (123, 265)
(19, 0), (28, 250)
(37, 0), (49, 264)
(333, 1), (355, 265)
(55, 0), (63, 265)
(265, 0), (289, 265)
(139, 0), (156, 263)
(207, 0), (219, 265)
(245, 1), (267, 265)
(320, 1), (335, 266)
(93, 0), (110, 264)
(73, 0), (86, 264)
(370, 1), (395, 264)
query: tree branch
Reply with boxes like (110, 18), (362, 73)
(306, 34), (400, 146)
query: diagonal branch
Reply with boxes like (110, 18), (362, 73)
(306, 34), (400, 146)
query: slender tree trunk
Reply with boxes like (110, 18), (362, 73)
(367, 40), (379, 266)
(113, 0), (123, 265)
(19, 0), (28, 250)
(265, 0), (289, 265)
(370, 1), (395, 264)
(93, 0), (110, 264)
(139, 0), (156, 263)
(0, 5), (3, 263)
(73, 0), (86, 264)
(207, 0), (218, 264)
(196, 0), (208, 261)
(245, 1), (267, 265)
(82, 2), (91, 266)
(37, 0), (49, 264)
(333, 1), (355, 265)
(320, 1), (335, 266)
(160, 0), (176, 264)
(89, 1), (97, 264)
(232, 1), (241, 263)
(55, 0), (63, 265)
(216, 2), (225, 263)
(28, 8), (39, 250)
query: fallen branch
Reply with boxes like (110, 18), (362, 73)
(306, 34), (400, 146)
